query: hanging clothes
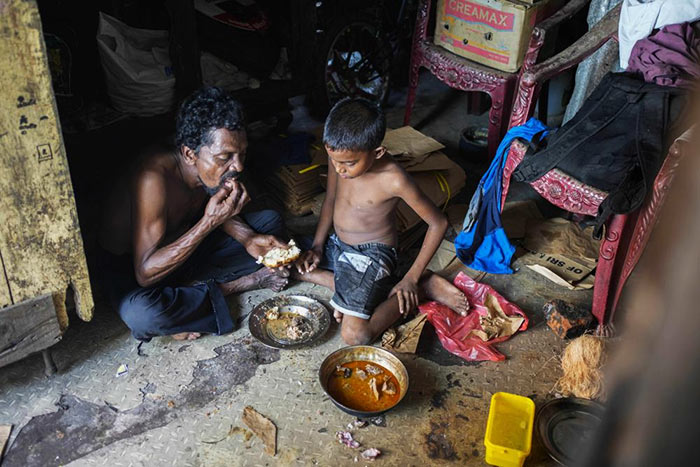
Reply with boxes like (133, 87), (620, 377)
(619, 0), (700, 69)
(513, 73), (687, 235)
(564, 0), (623, 124)
(627, 22), (700, 88)
(455, 118), (550, 274)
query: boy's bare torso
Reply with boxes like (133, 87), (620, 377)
(332, 158), (401, 247)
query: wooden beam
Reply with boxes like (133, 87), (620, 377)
(0, 425), (12, 462)
(0, 251), (13, 309)
(0, 0), (94, 326)
(0, 294), (61, 369)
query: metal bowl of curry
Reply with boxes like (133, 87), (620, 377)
(319, 345), (409, 417)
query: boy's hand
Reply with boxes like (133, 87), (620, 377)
(296, 247), (322, 274)
(390, 278), (420, 315)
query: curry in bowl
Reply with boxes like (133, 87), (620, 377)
(319, 345), (409, 417)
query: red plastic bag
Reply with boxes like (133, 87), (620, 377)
(418, 272), (528, 362)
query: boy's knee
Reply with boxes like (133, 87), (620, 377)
(341, 323), (373, 346)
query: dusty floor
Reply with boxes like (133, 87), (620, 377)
(1, 73), (593, 466)
(1, 275), (583, 467)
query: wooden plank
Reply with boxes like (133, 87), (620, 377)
(0, 0), (94, 327)
(0, 252), (13, 309)
(0, 294), (61, 369)
(0, 425), (11, 462)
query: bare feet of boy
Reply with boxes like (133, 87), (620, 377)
(333, 309), (343, 323)
(173, 332), (201, 340)
(423, 274), (470, 316)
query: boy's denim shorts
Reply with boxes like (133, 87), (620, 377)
(324, 234), (399, 320)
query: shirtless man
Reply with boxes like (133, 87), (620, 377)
(293, 98), (470, 345)
(99, 86), (289, 342)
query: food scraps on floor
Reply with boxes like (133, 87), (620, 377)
(336, 431), (360, 448)
(115, 364), (128, 377)
(381, 313), (428, 354)
(361, 447), (381, 460)
(242, 406), (277, 456)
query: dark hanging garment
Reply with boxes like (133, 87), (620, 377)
(512, 72), (687, 234)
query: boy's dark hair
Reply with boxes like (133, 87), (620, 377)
(175, 86), (245, 153)
(323, 98), (386, 152)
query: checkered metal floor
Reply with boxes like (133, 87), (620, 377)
(0, 273), (574, 467)
(0, 74), (586, 466)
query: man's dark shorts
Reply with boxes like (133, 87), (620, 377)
(97, 210), (283, 341)
(322, 234), (399, 320)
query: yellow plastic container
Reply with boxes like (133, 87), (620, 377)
(484, 392), (536, 467)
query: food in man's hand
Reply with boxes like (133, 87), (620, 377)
(265, 307), (280, 320)
(256, 239), (301, 268)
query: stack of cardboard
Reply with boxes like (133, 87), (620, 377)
(383, 127), (467, 232)
(266, 161), (324, 216)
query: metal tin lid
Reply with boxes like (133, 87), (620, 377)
(536, 397), (605, 466)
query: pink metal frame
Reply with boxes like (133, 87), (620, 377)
(501, 4), (687, 333)
(404, 0), (590, 157)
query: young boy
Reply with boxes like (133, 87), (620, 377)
(295, 98), (469, 345)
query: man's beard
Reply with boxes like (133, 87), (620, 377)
(200, 170), (242, 196)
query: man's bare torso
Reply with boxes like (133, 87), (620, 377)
(332, 158), (401, 247)
(100, 146), (207, 255)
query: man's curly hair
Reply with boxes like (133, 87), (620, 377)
(175, 86), (245, 153)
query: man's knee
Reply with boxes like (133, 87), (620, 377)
(118, 289), (171, 336)
(247, 209), (283, 236)
(341, 321), (373, 346)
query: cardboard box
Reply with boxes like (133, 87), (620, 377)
(434, 0), (560, 72)
(395, 159), (466, 231)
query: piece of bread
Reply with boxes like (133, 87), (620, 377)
(256, 239), (301, 268)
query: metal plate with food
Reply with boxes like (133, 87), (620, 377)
(248, 295), (331, 349)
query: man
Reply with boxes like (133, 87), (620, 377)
(99, 86), (289, 341)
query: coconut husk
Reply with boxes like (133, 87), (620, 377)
(555, 334), (607, 400)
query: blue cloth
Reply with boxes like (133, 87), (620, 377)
(455, 118), (550, 274)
